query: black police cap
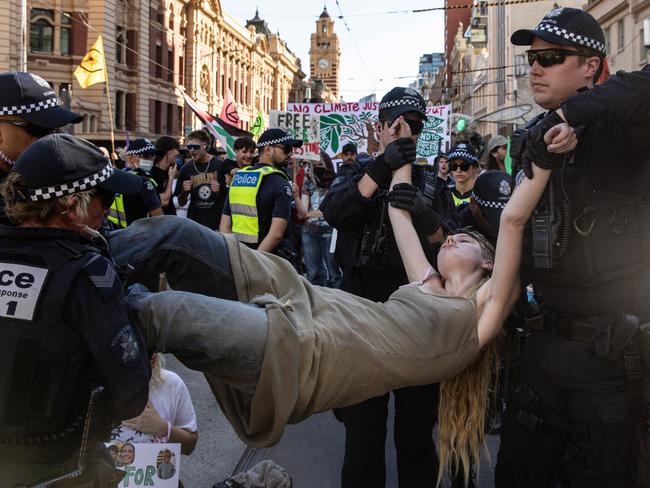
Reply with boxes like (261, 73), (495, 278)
(511, 8), (606, 56)
(379, 87), (427, 122)
(13, 134), (142, 201)
(257, 128), (303, 149)
(0, 72), (83, 129)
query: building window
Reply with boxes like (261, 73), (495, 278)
(168, 4), (174, 30)
(155, 44), (163, 78)
(115, 91), (124, 129)
(322, 24), (327, 33)
(618, 19), (625, 52)
(641, 25), (649, 63)
(168, 48), (174, 82)
(178, 55), (184, 86)
(604, 27), (610, 54)
(60, 12), (71, 55)
(30, 9), (54, 53)
(200, 65), (211, 94)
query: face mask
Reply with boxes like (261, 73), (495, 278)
(139, 159), (154, 172)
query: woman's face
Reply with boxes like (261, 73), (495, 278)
(437, 233), (487, 275)
(450, 158), (478, 185)
(74, 193), (111, 231)
(120, 444), (135, 464)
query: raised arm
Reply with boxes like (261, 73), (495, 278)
(475, 123), (575, 346)
(388, 164), (441, 287)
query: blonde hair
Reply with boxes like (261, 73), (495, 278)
(1, 172), (94, 225)
(437, 229), (498, 486)
(437, 342), (499, 486)
(150, 353), (166, 389)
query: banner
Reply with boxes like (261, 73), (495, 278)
(269, 110), (321, 161)
(107, 442), (181, 487)
(286, 102), (451, 163)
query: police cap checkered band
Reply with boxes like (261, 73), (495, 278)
(0, 72), (82, 128)
(378, 97), (426, 113)
(257, 134), (293, 148)
(448, 146), (479, 165)
(0, 96), (59, 116)
(124, 138), (157, 155)
(536, 23), (606, 54)
(28, 162), (114, 201)
(472, 192), (508, 209)
(511, 8), (606, 56)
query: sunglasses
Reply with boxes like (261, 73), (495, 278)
(186, 144), (204, 151)
(525, 48), (589, 68)
(388, 118), (424, 135)
(91, 188), (116, 208)
(0, 120), (29, 128)
(272, 145), (292, 154)
(449, 162), (475, 172)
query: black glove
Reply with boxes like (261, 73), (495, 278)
(523, 111), (566, 179)
(365, 138), (417, 186)
(388, 183), (441, 236)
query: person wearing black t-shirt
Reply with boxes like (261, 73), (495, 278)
(219, 128), (301, 253)
(151, 136), (180, 216)
(175, 130), (224, 230)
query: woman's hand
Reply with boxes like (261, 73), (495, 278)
(545, 123), (577, 153)
(122, 401), (167, 437)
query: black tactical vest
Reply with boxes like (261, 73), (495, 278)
(0, 232), (100, 443)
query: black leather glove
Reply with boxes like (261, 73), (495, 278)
(523, 111), (566, 179)
(365, 138), (417, 186)
(388, 183), (441, 236)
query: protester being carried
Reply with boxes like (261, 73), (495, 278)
(115, 118), (575, 480)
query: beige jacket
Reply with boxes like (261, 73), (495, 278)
(205, 236), (480, 447)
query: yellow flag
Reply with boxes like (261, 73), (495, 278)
(74, 36), (106, 89)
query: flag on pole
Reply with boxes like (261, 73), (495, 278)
(219, 88), (240, 128)
(74, 36), (107, 89)
(212, 114), (253, 139)
(251, 110), (264, 138)
(182, 91), (235, 159)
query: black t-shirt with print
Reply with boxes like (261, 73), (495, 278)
(175, 157), (225, 229)
(222, 163), (292, 249)
(149, 165), (176, 216)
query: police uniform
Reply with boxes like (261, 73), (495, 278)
(0, 134), (150, 487)
(320, 88), (441, 488)
(222, 129), (301, 252)
(108, 139), (161, 229)
(495, 9), (650, 487)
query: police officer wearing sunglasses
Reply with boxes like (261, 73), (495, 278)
(320, 87), (450, 488)
(496, 7), (650, 488)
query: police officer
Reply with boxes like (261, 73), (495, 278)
(108, 138), (163, 228)
(321, 87), (444, 488)
(495, 8), (650, 487)
(0, 71), (83, 222)
(0, 134), (150, 487)
(220, 128), (302, 254)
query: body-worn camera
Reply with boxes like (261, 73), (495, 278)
(510, 126), (563, 269)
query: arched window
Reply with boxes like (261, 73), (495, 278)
(30, 9), (54, 53)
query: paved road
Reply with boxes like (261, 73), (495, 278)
(168, 354), (500, 487)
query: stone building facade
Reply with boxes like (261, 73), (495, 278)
(0, 0), (306, 146)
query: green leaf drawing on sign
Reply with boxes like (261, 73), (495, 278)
(329, 124), (342, 153)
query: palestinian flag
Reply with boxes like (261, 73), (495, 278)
(213, 115), (253, 139)
(182, 91), (235, 159)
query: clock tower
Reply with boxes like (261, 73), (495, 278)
(309, 7), (341, 102)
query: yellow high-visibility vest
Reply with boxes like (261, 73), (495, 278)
(107, 194), (128, 228)
(228, 165), (288, 244)
(452, 191), (471, 207)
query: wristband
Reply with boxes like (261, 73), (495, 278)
(166, 421), (172, 441)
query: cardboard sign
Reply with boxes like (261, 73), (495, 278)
(286, 103), (451, 163)
(269, 110), (321, 161)
(106, 443), (181, 487)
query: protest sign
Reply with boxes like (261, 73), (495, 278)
(286, 102), (450, 163)
(106, 442), (181, 487)
(269, 110), (320, 160)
